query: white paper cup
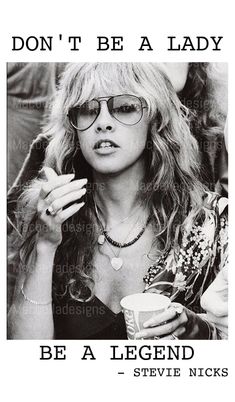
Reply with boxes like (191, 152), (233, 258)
(120, 293), (171, 339)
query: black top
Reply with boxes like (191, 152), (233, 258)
(53, 295), (127, 339)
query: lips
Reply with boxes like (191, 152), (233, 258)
(94, 139), (119, 150)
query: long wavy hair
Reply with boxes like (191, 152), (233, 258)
(17, 62), (207, 301)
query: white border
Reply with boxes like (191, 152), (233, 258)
(1, 0), (234, 400)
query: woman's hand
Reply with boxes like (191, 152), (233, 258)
(36, 167), (87, 249)
(135, 303), (213, 340)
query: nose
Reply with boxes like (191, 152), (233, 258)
(94, 102), (115, 133)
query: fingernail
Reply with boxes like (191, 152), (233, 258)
(75, 201), (85, 207)
(66, 174), (75, 180)
(143, 321), (152, 328)
(175, 306), (183, 314)
(135, 331), (146, 339)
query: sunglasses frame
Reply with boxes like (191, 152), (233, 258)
(68, 94), (147, 131)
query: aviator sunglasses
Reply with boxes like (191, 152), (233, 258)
(68, 94), (147, 131)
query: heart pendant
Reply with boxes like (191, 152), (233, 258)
(111, 257), (123, 271)
(98, 234), (105, 245)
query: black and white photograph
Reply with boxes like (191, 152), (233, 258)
(1, 1), (234, 400)
(7, 62), (228, 340)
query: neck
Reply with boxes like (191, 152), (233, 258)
(93, 160), (146, 225)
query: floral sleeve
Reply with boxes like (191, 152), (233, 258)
(144, 193), (228, 313)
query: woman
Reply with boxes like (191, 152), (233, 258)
(7, 62), (228, 233)
(8, 63), (228, 339)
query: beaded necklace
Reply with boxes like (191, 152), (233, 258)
(93, 198), (151, 270)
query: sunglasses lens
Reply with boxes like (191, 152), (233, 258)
(69, 100), (100, 130)
(110, 95), (143, 125)
(68, 95), (144, 130)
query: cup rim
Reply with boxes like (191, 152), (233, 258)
(120, 293), (171, 312)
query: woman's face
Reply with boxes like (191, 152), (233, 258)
(75, 93), (149, 176)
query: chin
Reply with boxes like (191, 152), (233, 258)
(94, 165), (124, 176)
(92, 159), (130, 176)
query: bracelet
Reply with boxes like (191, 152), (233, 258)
(20, 284), (52, 305)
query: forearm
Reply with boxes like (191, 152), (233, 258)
(8, 242), (56, 339)
(8, 169), (86, 339)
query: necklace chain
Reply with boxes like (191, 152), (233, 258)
(94, 197), (143, 248)
(94, 199), (143, 233)
(93, 196), (151, 270)
(104, 213), (142, 259)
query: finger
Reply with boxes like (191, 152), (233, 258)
(47, 188), (87, 213)
(135, 312), (187, 339)
(143, 308), (176, 328)
(170, 303), (184, 317)
(43, 167), (59, 180)
(160, 325), (186, 340)
(143, 304), (183, 328)
(39, 174), (76, 198)
(57, 202), (85, 222)
(171, 302), (184, 312)
(45, 179), (88, 204)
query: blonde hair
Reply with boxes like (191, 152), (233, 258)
(18, 63), (206, 301)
